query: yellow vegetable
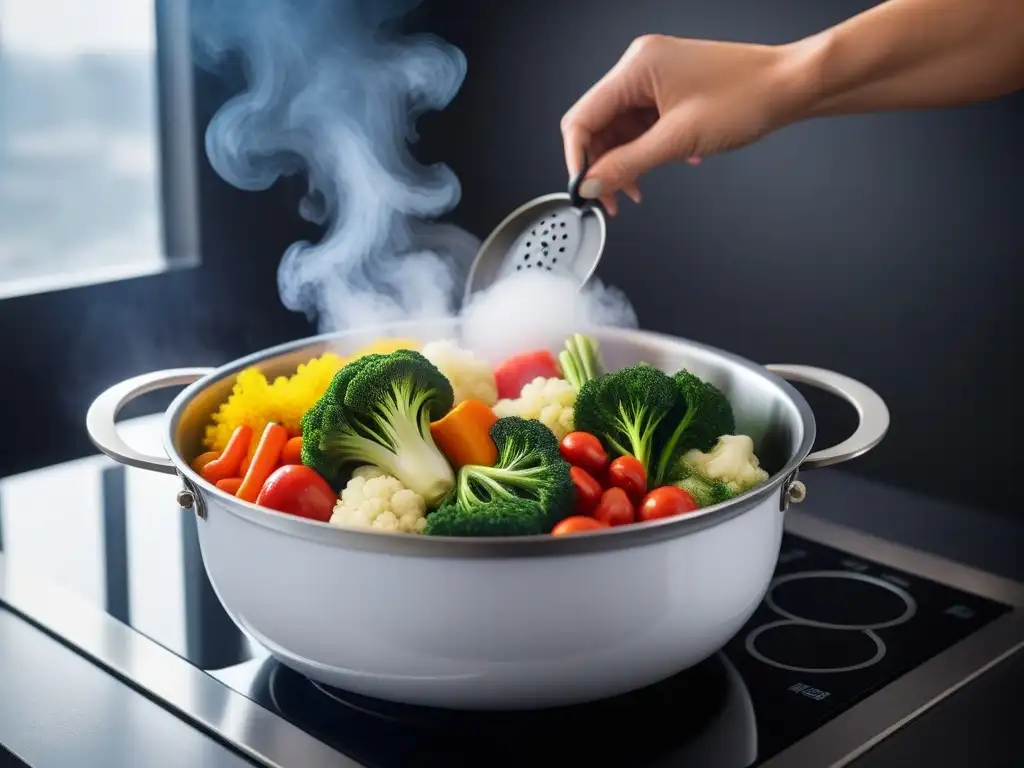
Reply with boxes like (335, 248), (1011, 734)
(202, 338), (420, 457)
(202, 353), (345, 456)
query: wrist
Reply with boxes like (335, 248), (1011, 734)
(768, 32), (833, 126)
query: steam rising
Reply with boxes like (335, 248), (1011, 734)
(462, 272), (637, 362)
(192, 0), (638, 350)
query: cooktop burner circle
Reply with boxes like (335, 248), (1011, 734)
(744, 620), (887, 674)
(765, 570), (917, 630)
(309, 680), (411, 725)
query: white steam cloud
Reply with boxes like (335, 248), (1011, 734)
(192, 0), (638, 351)
(462, 271), (637, 363)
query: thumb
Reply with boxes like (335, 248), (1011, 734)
(579, 116), (690, 199)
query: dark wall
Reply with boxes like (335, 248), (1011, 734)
(411, 0), (1022, 515)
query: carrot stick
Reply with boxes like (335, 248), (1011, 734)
(200, 425), (253, 484)
(430, 399), (498, 470)
(190, 451), (220, 473)
(281, 436), (303, 465)
(239, 454), (252, 477)
(236, 423), (289, 503)
(215, 477), (243, 495)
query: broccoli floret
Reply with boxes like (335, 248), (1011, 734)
(651, 370), (735, 487)
(300, 350), (456, 506)
(676, 474), (736, 508)
(299, 355), (372, 475)
(423, 417), (573, 537)
(427, 495), (545, 537)
(572, 365), (677, 476)
(299, 357), (367, 444)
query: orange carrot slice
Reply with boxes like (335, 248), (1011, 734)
(430, 399), (498, 470)
(281, 436), (303, 465)
(236, 423), (289, 503)
(200, 425), (253, 484)
(191, 451), (220, 473)
(215, 477), (243, 495)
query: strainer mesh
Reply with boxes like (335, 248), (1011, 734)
(507, 208), (580, 274)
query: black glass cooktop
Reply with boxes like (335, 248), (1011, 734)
(225, 533), (1009, 767)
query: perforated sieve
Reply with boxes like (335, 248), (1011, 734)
(464, 154), (607, 304)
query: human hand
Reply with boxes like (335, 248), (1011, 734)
(561, 34), (810, 214)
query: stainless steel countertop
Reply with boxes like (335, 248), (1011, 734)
(0, 608), (257, 768)
(2, 467), (1023, 767)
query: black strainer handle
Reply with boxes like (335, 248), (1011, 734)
(568, 150), (606, 214)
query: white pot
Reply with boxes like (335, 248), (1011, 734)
(86, 322), (889, 710)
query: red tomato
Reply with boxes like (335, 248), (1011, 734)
(560, 432), (609, 478)
(255, 465), (336, 522)
(593, 487), (636, 527)
(638, 486), (699, 522)
(552, 516), (610, 535)
(608, 456), (647, 503)
(493, 349), (562, 400)
(570, 466), (603, 516)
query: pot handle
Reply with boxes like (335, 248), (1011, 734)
(765, 364), (890, 470)
(86, 368), (215, 475)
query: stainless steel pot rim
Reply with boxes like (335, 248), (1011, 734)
(161, 322), (819, 558)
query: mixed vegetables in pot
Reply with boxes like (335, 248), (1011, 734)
(191, 334), (771, 537)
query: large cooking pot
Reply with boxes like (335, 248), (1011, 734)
(86, 320), (889, 710)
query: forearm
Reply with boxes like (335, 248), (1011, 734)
(780, 0), (1024, 119)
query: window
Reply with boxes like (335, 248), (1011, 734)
(0, 0), (196, 299)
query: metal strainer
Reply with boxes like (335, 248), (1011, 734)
(464, 154), (607, 304)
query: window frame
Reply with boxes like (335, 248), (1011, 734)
(0, 1), (201, 300)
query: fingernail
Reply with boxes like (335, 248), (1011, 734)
(578, 178), (603, 199)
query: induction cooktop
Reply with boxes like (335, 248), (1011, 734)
(2, 498), (1024, 768)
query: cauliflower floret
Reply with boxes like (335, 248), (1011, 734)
(420, 339), (498, 407)
(493, 376), (576, 441)
(682, 434), (769, 492)
(330, 467), (428, 534)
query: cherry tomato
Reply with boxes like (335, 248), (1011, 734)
(552, 516), (610, 536)
(570, 466), (603, 516)
(255, 465), (336, 522)
(593, 486), (636, 527)
(608, 456), (647, 503)
(559, 432), (609, 478)
(638, 486), (699, 522)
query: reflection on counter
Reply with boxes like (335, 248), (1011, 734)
(0, 415), (255, 670)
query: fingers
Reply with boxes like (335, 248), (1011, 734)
(561, 83), (608, 180)
(576, 116), (691, 203)
(561, 35), (701, 214)
(562, 124), (590, 183)
(561, 54), (651, 178)
(604, 183), (641, 218)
